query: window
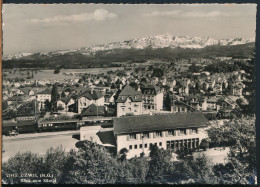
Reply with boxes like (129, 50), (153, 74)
(180, 129), (186, 135)
(128, 107), (131, 111)
(168, 130), (174, 136)
(129, 133), (136, 140)
(191, 128), (198, 134)
(145, 144), (147, 148)
(182, 107), (185, 112)
(155, 131), (162, 137)
(142, 132), (149, 139)
(134, 145), (137, 149)
(129, 145), (132, 150)
(122, 108), (125, 112)
(139, 144), (142, 148)
(159, 142), (162, 146)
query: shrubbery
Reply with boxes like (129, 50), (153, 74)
(2, 118), (256, 184)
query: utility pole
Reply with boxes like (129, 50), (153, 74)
(142, 135), (144, 155)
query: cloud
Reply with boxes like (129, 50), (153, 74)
(144, 10), (236, 18)
(182, 11), (222, 18)
(144, 10), (182, 17)
(30, 9), (117, 24)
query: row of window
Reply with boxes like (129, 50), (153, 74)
(42, 123), (53, 127)
(166, 138), (199, 150)
(144, 105), (155, 110)
(129, 142), (163, 150)
(128, 129), (198, 140)
(121, 107), (138, 113)
(173, 106), (186, 112)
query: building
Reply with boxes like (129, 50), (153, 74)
(113, 113), (209, 158)
(140, 85), (163, 114)
(81, 104), (106, 117)
(76, 89), (104, 114)
(104, 91), (116, 105)
(116, 85), (142, 117)
(36, 89), (52, 102)
(56, 97), (75, 112)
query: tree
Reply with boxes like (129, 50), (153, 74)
(206, 118), (256, 184)
(165, 93), (172, 111)
(51, 84), (60, 112)
(189, 62), (200, 73)
(2, 152), (45, 184)
(54, 68), (60, 74)
(152, 68), (164, 78)
(68, 141), (119, 184)
(119, 148), (128, 162)
(147, 144), (172, 183)
(44, 100), (51, 112)
(199, 139), (209, 151)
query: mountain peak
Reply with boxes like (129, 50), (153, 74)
(4, 34), (255, 60)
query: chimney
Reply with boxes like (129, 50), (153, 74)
(91, 89), (94, 94)
(119, 84), (123, 90)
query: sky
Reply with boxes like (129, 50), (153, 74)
(2, 4), (257, 56)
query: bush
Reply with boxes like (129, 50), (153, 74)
(200, 139), (209, 151)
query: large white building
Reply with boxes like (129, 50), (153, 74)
(113, 112), (209, 158)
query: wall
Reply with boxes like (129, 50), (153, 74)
(116, 127), (208, 158)
(116, 98), (142, 117)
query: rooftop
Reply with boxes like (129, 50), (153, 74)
(113, 112), (209, 135)
(116, 85), (142, 103)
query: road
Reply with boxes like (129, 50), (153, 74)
(2, 130), (80, 163)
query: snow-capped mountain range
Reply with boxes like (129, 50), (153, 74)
(4, 33), (255, 60)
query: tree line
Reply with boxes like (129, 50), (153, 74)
(2, 117), (256, 184)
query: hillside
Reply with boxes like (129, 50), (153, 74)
(3, 35), (255, 69)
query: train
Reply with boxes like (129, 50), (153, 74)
(2, 118), (113, 136)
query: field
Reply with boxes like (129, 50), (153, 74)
(3, 67), (125, 81)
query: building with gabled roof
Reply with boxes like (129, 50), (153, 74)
(140, 84), (163, 114)
(76, 89), (104, 114)
(81, 104), (106, 117)
(116, 85), (142, 117)
(113, 112), (209, 158)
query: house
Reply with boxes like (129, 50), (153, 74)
(206, 97), (218, 111)
(20, 87), (36, 96)
(232, 84), (244, 97)
(7, 96), (23, 105)
(81, 104), (106, 117)
(217, 97), (239, 118)
(116, 85), (142, 117)
(113, 112), (209, 158)
(190, 98), (207, 111)
(104, 91), (116, 105)
(36, 88), (52, 109)
(76, 89), (104, 114)
(15, 89), (25, 96)
(36, 89), (52, 103)
(140, 85), (163, 114)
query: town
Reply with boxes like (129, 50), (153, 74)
(2, 55), (254, 159)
